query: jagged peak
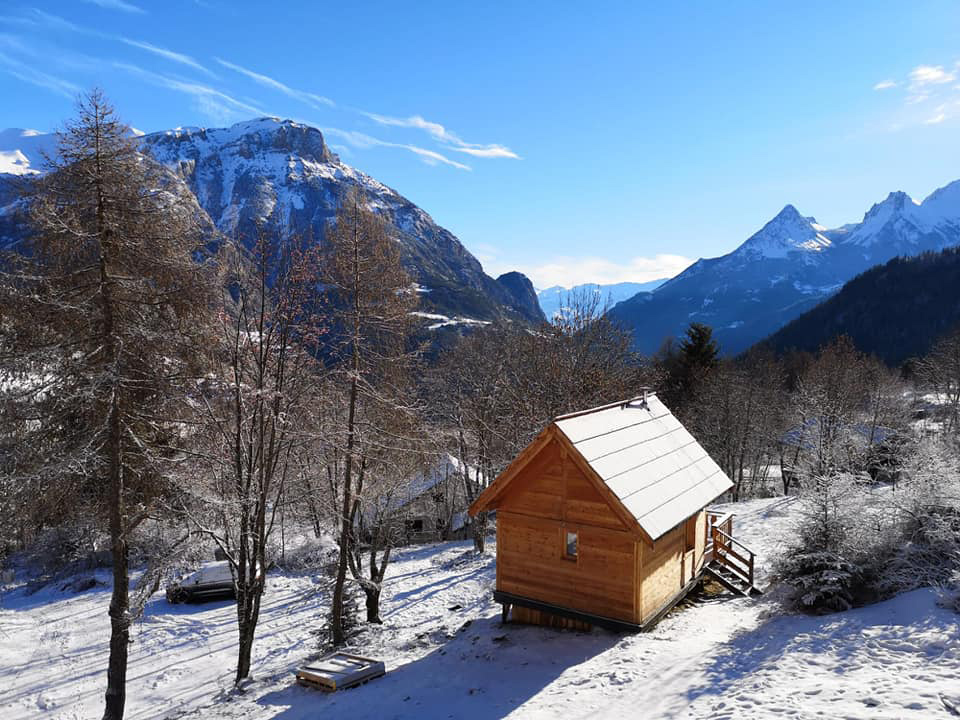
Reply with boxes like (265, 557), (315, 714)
(734, 203), (829, 258)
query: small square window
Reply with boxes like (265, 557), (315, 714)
(565, 531), (578, 558)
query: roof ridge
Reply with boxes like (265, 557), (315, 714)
(553, 391), (657, 421)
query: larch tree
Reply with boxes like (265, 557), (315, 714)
(323, 187), (418, 646)
(0, 91), (215, 720)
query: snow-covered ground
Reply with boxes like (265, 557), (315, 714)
(2, 496), (958, 719)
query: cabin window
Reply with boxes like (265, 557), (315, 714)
(565, 530), (578, 559)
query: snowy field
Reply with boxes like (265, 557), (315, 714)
(2, 496), (958, 719)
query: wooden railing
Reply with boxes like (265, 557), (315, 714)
(705, 509), (733, 558)
(710, 526), (756, 589)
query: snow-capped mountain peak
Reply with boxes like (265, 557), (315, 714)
(734, 204), (831, 259)
(0, 128), (56, 176)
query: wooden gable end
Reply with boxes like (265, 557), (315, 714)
(495, 435), (630, 533)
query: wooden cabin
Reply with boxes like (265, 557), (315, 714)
(468, 393), (758, 632)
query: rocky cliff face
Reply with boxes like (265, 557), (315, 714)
(140, 118), (543, 325)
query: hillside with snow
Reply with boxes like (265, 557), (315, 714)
(609, 182), (960, 355)
(2, 495), (957, 720)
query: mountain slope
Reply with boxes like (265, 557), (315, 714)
(757, 247), (960, 366)
(609, 184), (960, 355)
(140, 118), (543, 325)
(537, 279), (667, 320)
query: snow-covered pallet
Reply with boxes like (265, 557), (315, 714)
(295, 652), (386, 692)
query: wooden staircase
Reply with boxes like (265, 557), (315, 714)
(704, 511), (762, 597)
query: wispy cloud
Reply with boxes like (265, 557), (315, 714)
(321, 127), (471, 170)
(215, 58), (334, 110)
(485, 253), (693, 288)
(909, 64), (956, 89)
(114, 62), (264, 122)
(0, 49), (80, 98)
(362, 111), (519, 159)
(121, 39), (214, 77)
(879, 61), (960, 128)
(80, 0), (146, 14)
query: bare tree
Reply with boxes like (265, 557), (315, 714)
(184, 230), (325, 683)
(0, 91), (214, 720)
(688, 352), (787, 499)
(432, 291), (646, 552)
(323, 187), (418, 646)
(917, 326), (960, 434)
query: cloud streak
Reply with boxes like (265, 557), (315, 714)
(873, 80), (896, 90)
(321, 127), (471, 170)
(80, 0), (146, 14)
(114, 62), (264, 121)
(909, 64), (955, 89)
(121, 39), (214, 77)
(362, 111), (519, 159)
(484, 253), (693, 289)
(215, 58), (334, 110)
(0, 49), (80, 98)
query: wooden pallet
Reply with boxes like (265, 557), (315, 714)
(295, 652), (385, 692)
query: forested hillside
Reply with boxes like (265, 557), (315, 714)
(758, 247), (960, 366)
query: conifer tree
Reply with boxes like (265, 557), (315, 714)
(0, 91), (215, 720)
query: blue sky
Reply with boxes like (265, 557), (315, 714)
(2, 1), (960, 288)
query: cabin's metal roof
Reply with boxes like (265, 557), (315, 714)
(554, 394), (733, 541)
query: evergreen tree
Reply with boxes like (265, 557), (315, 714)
(659, 322), (720, 408)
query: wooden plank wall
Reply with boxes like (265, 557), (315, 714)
(498, 511), (637, 622)
(638, 523), (683, 624)
(495, 438), (639, 623)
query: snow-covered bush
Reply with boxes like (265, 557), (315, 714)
(936, 569), (960, 614)
(778, 473), (874, 612)
(781, 438), (960, 612)
(273, 535), (338, 572)
(778, 551), (863, 612)
(876, 439), (960, 597)
(19, 521), (108, 573)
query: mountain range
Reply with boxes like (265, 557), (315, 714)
(536, 279), (666, 320)
(5, 118), (960, 358)
(0, 118), (544, 329)
(608, 182), (960, 355)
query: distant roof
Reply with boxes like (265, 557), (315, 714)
(554, 394), (733, 540)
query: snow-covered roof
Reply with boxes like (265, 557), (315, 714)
(554, 394), (733, 540)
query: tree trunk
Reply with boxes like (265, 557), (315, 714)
(364, 587), (382, 623)
(102, 325), (129, 720)
(473, 511), (487, 553)
(103, 521), (129, 720)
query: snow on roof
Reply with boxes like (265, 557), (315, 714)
(554, 393), (733, 541)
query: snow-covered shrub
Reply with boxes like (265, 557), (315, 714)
(274, 535), (338, 572)
(936, 569), (960, 614)
(19, 521), (107, 573)
(778, 473), (873, 612)
(778, 551), (863, 612)
(876, 439), (960, 597)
